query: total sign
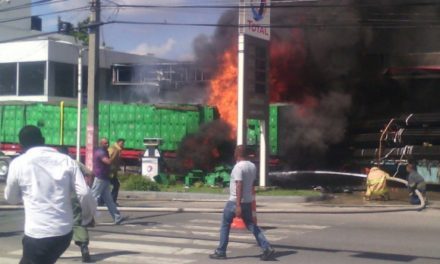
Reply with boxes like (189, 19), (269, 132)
(245, 0), (270, 40)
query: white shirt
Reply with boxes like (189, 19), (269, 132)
(229, 160), (256, 203)
(4, 147), (95, 238)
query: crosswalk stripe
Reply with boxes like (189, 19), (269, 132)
(60, 250), (195, 264)
(87, 254), (196, 264)
(99, 233), (251, 248)
(143, 228), (286, 241)
(8, 250), (23, 256)
(180, 224), (320, 234)
(9, 248), (196, 264)
(89, 240), (212, 255)
(179, 224), (295, 236)
(190, 219), (329, 230)
(0, 256), (20, 264)
(191, 230), (287, 241)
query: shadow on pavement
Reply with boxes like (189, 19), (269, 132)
(272, 244), (440, 262)
(62, 250), (139, 262)
(0, 230), (22, 238)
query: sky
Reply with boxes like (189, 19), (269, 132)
(32, 0), (235, 60)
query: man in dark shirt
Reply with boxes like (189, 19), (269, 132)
(91, 138), (126, 224)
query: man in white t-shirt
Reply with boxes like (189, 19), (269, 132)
(209, 145), (275, 261)
(4, 125), (95, 264)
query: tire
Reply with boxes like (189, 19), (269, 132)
(0, 156), (11, 182)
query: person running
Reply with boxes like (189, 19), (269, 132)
(209, 145), (275, 261)
(4, 126), (95, 264)
(91, 137), (127, 225)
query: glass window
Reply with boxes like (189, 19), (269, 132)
(19, 61), (45, 95)
(0, 63), (17, 95)
(53, 62), (75, 97)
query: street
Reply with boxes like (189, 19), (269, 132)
(1, 206), (440, 264)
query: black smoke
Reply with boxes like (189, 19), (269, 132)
(192, 1), (440, 170)
(175, 120), (235, 173)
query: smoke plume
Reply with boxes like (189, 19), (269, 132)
(192, 1), (440, 170)
(175, 120), (235, 173)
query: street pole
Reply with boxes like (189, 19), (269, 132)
(76, 47), (84, 162)
(237, 0), (246, 145)
(85, 0), (100, 169)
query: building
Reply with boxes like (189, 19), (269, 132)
(0, 0), (209, 105)
(0, 38), (170, 103)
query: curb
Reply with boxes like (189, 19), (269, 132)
(119, 191), (330, 203)
(0, 205), (429, 214)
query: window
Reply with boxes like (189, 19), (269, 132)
(53, 62), (75, 97)
(0, 63), (17, 95)
(19, 61), (45, 95)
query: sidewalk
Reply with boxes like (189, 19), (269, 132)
(1, 182), (439, 212)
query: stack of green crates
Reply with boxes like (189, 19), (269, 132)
(269, 105), (278, 155)
(244, 105), (279, 156)
(0, 102), (216, 153)
(2, 105), (19, 142)
(204, 165), (231, 187)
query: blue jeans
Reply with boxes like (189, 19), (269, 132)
(216, 201), (271, 254)
(92, 178), (123, 223)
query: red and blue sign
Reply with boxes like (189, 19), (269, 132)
(251, 0), (267, 22)
(244, 0), (270, 40)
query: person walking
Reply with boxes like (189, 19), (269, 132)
(4, 126), (96, 264)
(58, 146), (95, 263)
(209, 145), (275, 261)
(108, 138), (125, 204)
(91, 137), (127, 225)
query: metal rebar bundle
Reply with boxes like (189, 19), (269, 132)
(393, 128), (440, 145)
(400, 113), (440, 127)
(353, 145), (440, 159)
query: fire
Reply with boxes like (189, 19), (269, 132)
(208, 49), (238, 138)
(208, 29), (309, 135)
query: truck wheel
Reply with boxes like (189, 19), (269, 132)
(0, 157), (11, 182)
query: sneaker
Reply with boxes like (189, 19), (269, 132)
(115, 216), (128, 225)
(209, 250), (226, 260)
(260, 247), (275, 261)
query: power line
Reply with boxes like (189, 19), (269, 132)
(103, 19), (440, 29)
(106, 1), (440, 9)
(0, 0), (68, 13)
(0, 6), (89, 24)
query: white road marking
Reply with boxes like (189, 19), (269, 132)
(143, 228), (287, 241)
(99, 233), (251, 248)
(0, 256), (20, 264)
(89, 240), (211, 255)
(190, 219), (329, 230)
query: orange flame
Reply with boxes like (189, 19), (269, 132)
(208, 49), (238, 138)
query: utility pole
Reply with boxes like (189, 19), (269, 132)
(77, 47), (84, 162)
(85, 0), (100, 169)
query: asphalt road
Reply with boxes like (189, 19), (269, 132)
(1, 205), (440, 264)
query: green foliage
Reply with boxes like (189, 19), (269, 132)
(121, 174), (160, 191)
(72, 18), (90, 46)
